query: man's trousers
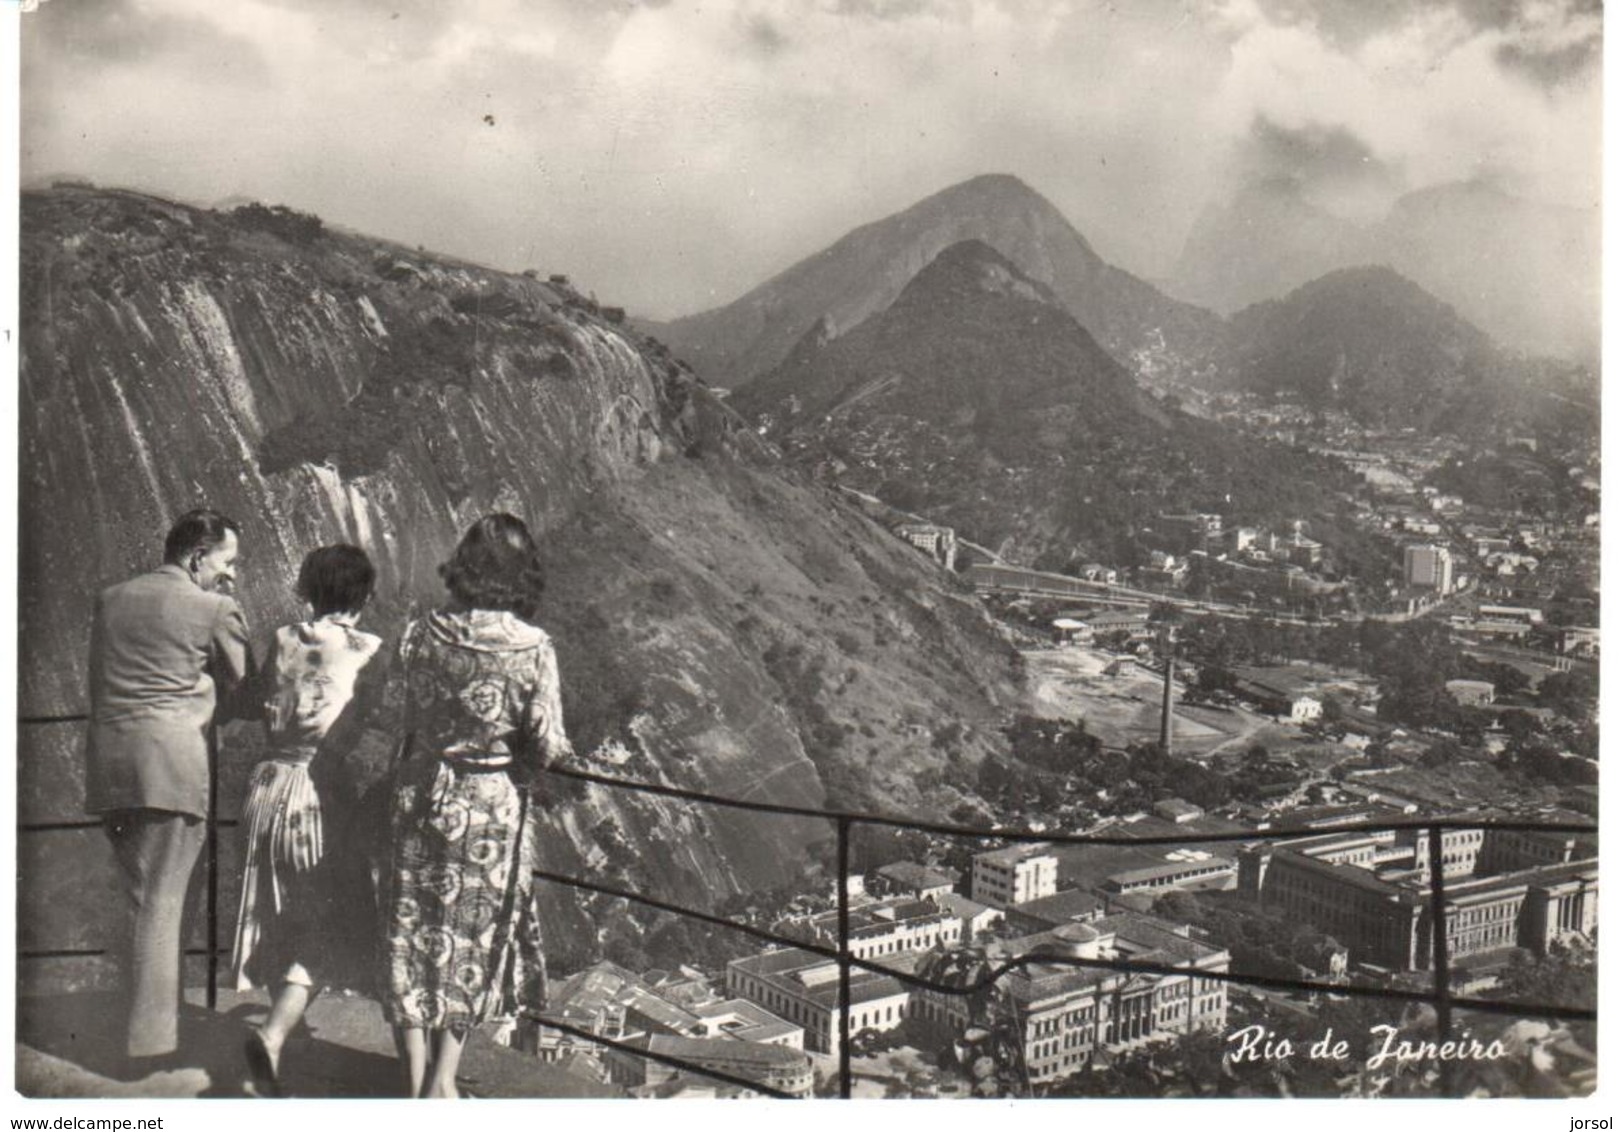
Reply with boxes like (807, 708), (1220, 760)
(103, 810), (207, 1059)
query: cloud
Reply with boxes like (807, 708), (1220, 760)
(741, 12), (790, 56)
(1248, 0), (1524, 50)
(1242, 117), (1394, 184)
(17, 0), (1600, 314)
(1496, 37), (1598, 87)
(833, 0), (938, 18)
(23, 0), (269, 75)
(1491, 0), (1603, 89)
(1207, 0), (1599, 211)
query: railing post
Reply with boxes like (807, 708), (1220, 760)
(837, 814), (852, 1099)
(1426, 822), (1450, 1094)
(206, 721), (220, 1011)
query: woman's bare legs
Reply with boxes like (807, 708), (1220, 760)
(395, 1026), (430, 1098)
(423, 1028), (466, 1098)
(256, 982), (312, 1073)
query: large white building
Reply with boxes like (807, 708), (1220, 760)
(726, 948), (911, 1055)
(912, 917), (1231, 1084)
(972, 844), (1059, 908)
(1237, 825), (1598, 972)
(1404, 543), (1454, 592)
(802, 897), (963, 960)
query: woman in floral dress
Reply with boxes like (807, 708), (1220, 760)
(233, 544), (385, 1096)
(382, 513), (572, 1099)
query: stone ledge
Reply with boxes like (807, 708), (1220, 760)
(16, 988), (623, 1099)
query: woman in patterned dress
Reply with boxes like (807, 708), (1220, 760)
(232, 544), (385, 1096)
(382, 513), (572, 1099)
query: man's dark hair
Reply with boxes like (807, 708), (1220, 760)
(439, 513), (545, 621)
(163, 509), (241, 566)
(297, 544), (376, 617)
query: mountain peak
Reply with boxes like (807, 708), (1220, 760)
(926, 172), (1043, 205)
(650, 175), (1220, 390)
(1277, 264), (1472, 326)
(1226, 263), (1503, 430)
(899, 239), (1056, 306)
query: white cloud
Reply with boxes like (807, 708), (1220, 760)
(19, 0), (1600, 315)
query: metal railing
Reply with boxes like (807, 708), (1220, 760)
(19, 712), (1600, 1098)
(18, 713), (229, 1009)
(534, 762), (1598, 1097)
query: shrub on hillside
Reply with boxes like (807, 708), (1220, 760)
(231, 202), (325, 245)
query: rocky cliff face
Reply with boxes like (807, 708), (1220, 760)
(18, 188), (1019, 977)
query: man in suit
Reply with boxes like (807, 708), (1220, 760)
(86, 509), (252, 1070)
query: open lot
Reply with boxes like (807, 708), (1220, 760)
(1021, 647), (1306, 759)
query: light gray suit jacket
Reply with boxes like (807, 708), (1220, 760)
(85, 564), (252, 819)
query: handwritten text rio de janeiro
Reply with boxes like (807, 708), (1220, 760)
(1226, 1024), (1508, 1071)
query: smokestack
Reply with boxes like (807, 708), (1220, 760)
(1160, 629), (1176, 754)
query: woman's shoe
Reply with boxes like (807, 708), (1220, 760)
(244, 1030), (283, 1098)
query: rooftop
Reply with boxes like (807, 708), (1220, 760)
(976, 842), (1056, 867)
(1106, 855), (1237, 887)
(874, 860), (957, 889)
(1005, 888), (1104, 925)
(935, 892), (998, 919)
(639, 1034), (809, 1070)
(728, 948), (908, 1010)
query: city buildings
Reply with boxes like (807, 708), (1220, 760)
(726, 948), (910, 1055)
(871, 861), (958, 901)
(525, 959), (811, 1089)
(1445, 679), (1497, 707)
(1404, 543), (1455, 592)
(1238, 826), (1598, 972)
(972, 844), (1060, 908)
(912, 917), (1231, 1084)
(800, 897), (963, 960)
(895, 523), (957, 568)
(605, 1034), (815, 1097)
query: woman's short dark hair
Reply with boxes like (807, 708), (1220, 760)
(163, 509), (241, 565)
(439, 513), (545, 620)
(297, 544), (376, 617)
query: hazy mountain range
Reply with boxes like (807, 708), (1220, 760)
(648, 174), (1599, 396)
(733, 238), (1360, 568)
(1168, 177), (1599, 366)
(1220, 265), (1570, 434)
(643, 174), (1226, 393)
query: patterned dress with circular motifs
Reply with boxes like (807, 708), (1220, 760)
(381, 610), (572, 1031)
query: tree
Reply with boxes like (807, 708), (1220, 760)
(1194, 664), (1238, 700)
(1420, 738), (1465, 769)
(1536, 671), (1599, 722)
(1319, 693), (1345, 724)
(1498, 943), (1594, 1006)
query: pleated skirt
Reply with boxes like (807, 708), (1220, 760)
(232, 753), (374, 992)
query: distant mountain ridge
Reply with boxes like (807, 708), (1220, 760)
(1223, 266), (1503, 430)
(645, 174), (1224, 391)
(1169, 177), (1371, 316)
(735, 239), (1353, 567)
(742, 239), (1164, 438)
(1219, 264), (1597, 437)
(1170, 178), (1599, 363)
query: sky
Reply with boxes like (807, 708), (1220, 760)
(16, 0), (1604, 319)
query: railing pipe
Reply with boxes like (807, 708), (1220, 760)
(837, 814), (852, 1100)
(1428, 821), (1452, 1094)
(542, 763), (1597, 845)
(205, 722), (221, 1010)
(16, 714), (1602, 1096)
